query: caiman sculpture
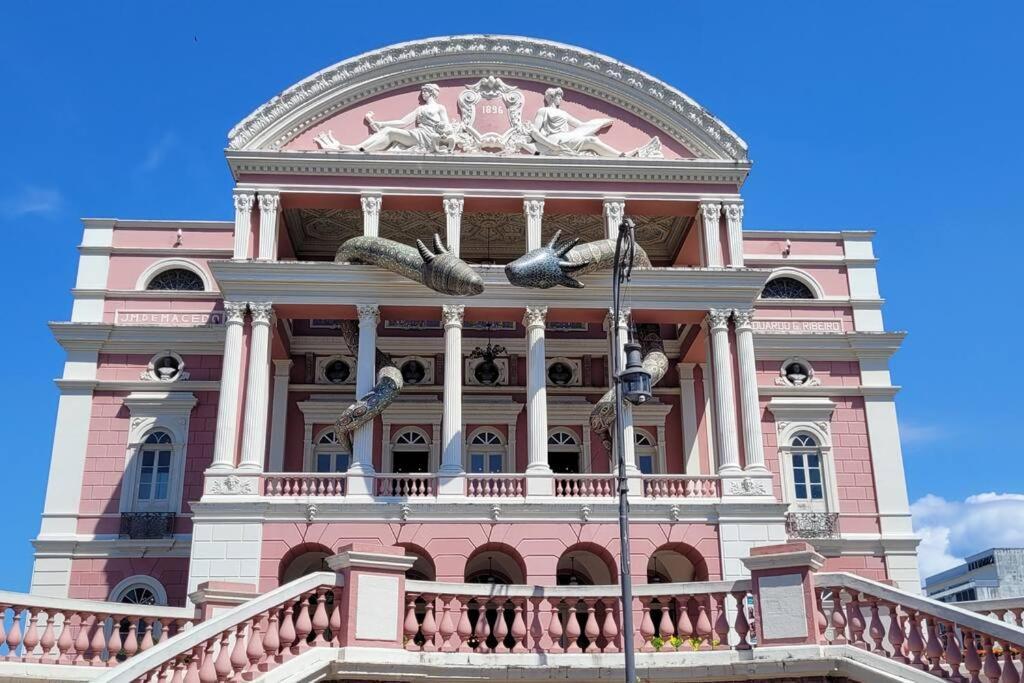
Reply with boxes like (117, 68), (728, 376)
(333, 234), (483, 445)
(504, 230), (667, 453)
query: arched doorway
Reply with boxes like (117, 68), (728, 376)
(279, 543), (334, 584)
(464, 544), (526, 585)
(556, 544), (617, 585)
(647, 543), (709, 583)
(397, 543), (436, 581)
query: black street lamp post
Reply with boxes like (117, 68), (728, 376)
(610, 217), (653, 683)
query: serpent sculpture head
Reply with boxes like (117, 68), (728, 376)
(504, 230), (589, 289)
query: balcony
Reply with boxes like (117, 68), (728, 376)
(785, 511), (840, 539)
(119, 512), (175, 539)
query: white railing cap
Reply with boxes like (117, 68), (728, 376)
(0, 590), (196, 620)
(405, 578), (750, 599)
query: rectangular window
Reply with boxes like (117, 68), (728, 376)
(316, 453), (350, 472)
(470, 453), (502, 473)
(639, 455), (654, 475)
(138, 450), (170, 501)
(792, 452), (824, 501)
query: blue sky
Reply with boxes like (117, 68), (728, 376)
(0, 1), (1021, 589)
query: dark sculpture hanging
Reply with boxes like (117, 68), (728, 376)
(504, 230), (651, 289)
(335, 234), (484, 297)
(333, 319), (403, 447)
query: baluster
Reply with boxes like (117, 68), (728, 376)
(583, 599), (600, 653)
(999, 645), (1019, 683)
(105, 618), (122, 666)
(963, 630), (982, 683)
(677, 596), (694, 646)
(601, 599), (620, 653)
(140, 617), (155, 651)
(982, 637), (1001, 683)
(184, 644), (203, 683)
(813, 588), (828, 640)
(886, 603), (907, 663)
(831, 590), (848, 644)
(944, 622), (964, 682)
(213, 631), (233, 680)
(639, 599), (655, 652)
(1011, 608), (1024, 628)
(73, 613), (91, 663)
(456, 601), (473, 652)
(403, 597), (420, 650)
(56, 612), (74, 663)
(279, 601), (297, 650)
(294, 593), (313, 648)
(924, 617), (944, 676)
(867, 598), (886, 654)
(90, 614), (108, 664)
(846, 592), (867, 649)
(657, 599), (673, 639)
(229, 622), (249, 675)
(39, 612), (56, 662)
(21, 608), (41, 661)
(491, 601), (510, 654)
(246, 617), (265, 669)
(564, 602), (582, 653)
(547, 600), (564, 654)
(695, 597), (713, 650)
(421, 595), (438, 652)
(170, 656), (188, 683)
(7, 607), (24, 658)
(263, 609), (281, 660)
(436, 595), (455, 652)
(906, 608), (926, 670)
(311, 590), (329, 646)
(733, 591), (751, 650)
(685, 479), (695, 497)
(472, 601), (490, 651)
(507, 600), (525, 653)
(197, 638), (218, 683)
(713, 593), (730, 650)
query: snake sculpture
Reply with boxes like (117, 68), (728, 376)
(504, 231), (667, 452)
(332, 234), (483, 445)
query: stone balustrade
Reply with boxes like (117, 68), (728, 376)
(553, 474), (617, 498)
(952, 597), (1024, 628)
(642, 475), (720, 499)
(375, 474), (437, 498)
(263, 473), (347, 497)
(465, 474), (527, 498)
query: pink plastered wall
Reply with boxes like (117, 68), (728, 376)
(755, 359), (861, 388)
(286, 78), (694, 159)
(821, 555), (887, 582)
(69, 557), (190, 606)
(97, 354), (223, 382)
(259, 521), (720, 592)
(743, 236), (845, 257)
(111, 226), (232, 250)
(77, 391), (218, 535)
(105, 255), (221, 291)
(755, 305), (854, 329)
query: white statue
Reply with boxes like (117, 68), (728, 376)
(527, 87), (626, 157)
(314, 83), (458, 154)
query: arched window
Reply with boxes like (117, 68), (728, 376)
(109, 576), (168, 606)
(790, 434), (825, 507)
(635, 430), (657, 474)
(468, 429), (505, 474)
(136, 431), (173, 510)
(761, 276), (815, 299)
(547, 429), (581, 474)
(146, 268), (205, 291)
(391, 428), (430, 474)
(313, 429), (350, 473)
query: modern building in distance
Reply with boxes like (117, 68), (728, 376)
(925, 548), (1024, 603)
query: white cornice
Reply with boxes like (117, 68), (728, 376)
(80, 218), (232, 231)
(71, 288), (222, 299)
(50, 323), (226, 354)
(288, 335), (684, 358)
(744, 229), (877, 239)
(79, 247), (233, 257)
(227, 35), (748, 161)
(758, 385), (900, 398)
(57, 379), (221, 392)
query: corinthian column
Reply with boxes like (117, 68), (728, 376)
(210, 301), (247, 470)
(605, 308), (639, 480)
(361, 193), (382, 237)
(232, 191), (255, 260)
(239, 302), (273, 471)
(723, 202), (745, 267)
(257, 191), (280, 261)
(350, 304), (379, 477)
(524, 197), (544, 250)
(707, 308), (740, 472)
(523, 306), (553, 495)
(439, 305), (465, 493)
(700, 201), (723, 268)
(443, 195), (464, 256)
(733, 308), (767, 471)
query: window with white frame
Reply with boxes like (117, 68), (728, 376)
(635, 430), (657, 474)
(788, 433), (827, 511)
(468, 429), (505, 473)
(120, 392), (196, 517)
(547, 429), (582, 474)
(135, 431), (174, 511)
(391, 428), (431, 474)
(312, 429), (350, 473)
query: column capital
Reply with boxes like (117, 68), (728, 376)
(223, 301), (248, 324)
(604, 307), (630, 331)
(706, 308), (732, 331)
(522, 305), (548, 329)
(602, 199), (626, 221)
(356, 304), (380, 324)
(733, 308), (755, 330)
(442, 195), (464, 217)
(676, 361), (696, 380)
(360, 193), (382, 216)
(441, 304), (465, 328)
(232, 191), (255, 212)
(523, 197), (545, 219)
(700, 201), (722, 223)
(248, 302), (273, 325)
(273, 358), (293, 376)
(257, 192), (280, 212)
(723, 202), (744, 221)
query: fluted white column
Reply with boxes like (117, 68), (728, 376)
(439, 304), (465, 476)
(524, 306), (552, 482)
(602, 199), (625, 239)
(268, 359), (292, 473)
(361, 193), (382, 237)
(606, 308), (639, 479)
(700, 201), (723, 268)
(239, 302), (273, 471)
(232, 191), (255, 260)
(443, 195), (464, 256)
(524, 197), (544, 250)
(257, 191), (280, 261)
(723, 202), (744, 267)
(733, 308), (767, 471)
(677, 362), (702, 474)
(350, 304), (379, 475)
(210, 301), (247, 470)
(707, 308), (741, 472)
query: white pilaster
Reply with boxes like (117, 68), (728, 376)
(677, 362), (702, 474)
(256, 191), (280, 261)
(210, 302), (248, 470)
(723, 202), (744, 267)
(268, 359), (292, 473)
(443, 195), (464, 256)
(71, 218), (114, 323)
(707, 309), (740, 472)
(361, 193), (382, 237)
(523, 197), (544, 251)
(602, 199), (626, 239)
(439, 305), (465, 495)
(239, 302), (273, 471)
(523, 306), (553, 495)
(733, 309), (767, 472)
(232, 190), (255, 260)
(700, 201), (723, 268)
(350, 304), (379, 479)
(606, 308), (640, 485)
(843, 231), (885, 331)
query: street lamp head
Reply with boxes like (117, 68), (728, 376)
(619, 341), (653, 405)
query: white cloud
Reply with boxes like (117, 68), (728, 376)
(0, 186), (63, 218)
(911, 492), (1024, 580)
(138, 132), (177, 172)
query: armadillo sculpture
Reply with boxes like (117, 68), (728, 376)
(333, 234), (483, 446)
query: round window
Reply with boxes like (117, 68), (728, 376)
(153, 355), (182, 381)
(784, 362), (809, 386)
(324, 359), (351, 384)
(547, 361), (574, 386)
(474, 359), (500, 385)
(401, 359), (426, 384)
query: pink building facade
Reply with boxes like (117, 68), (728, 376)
(30, 35), (921, 618)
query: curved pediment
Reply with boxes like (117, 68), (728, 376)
(228, 35), (748, 161)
